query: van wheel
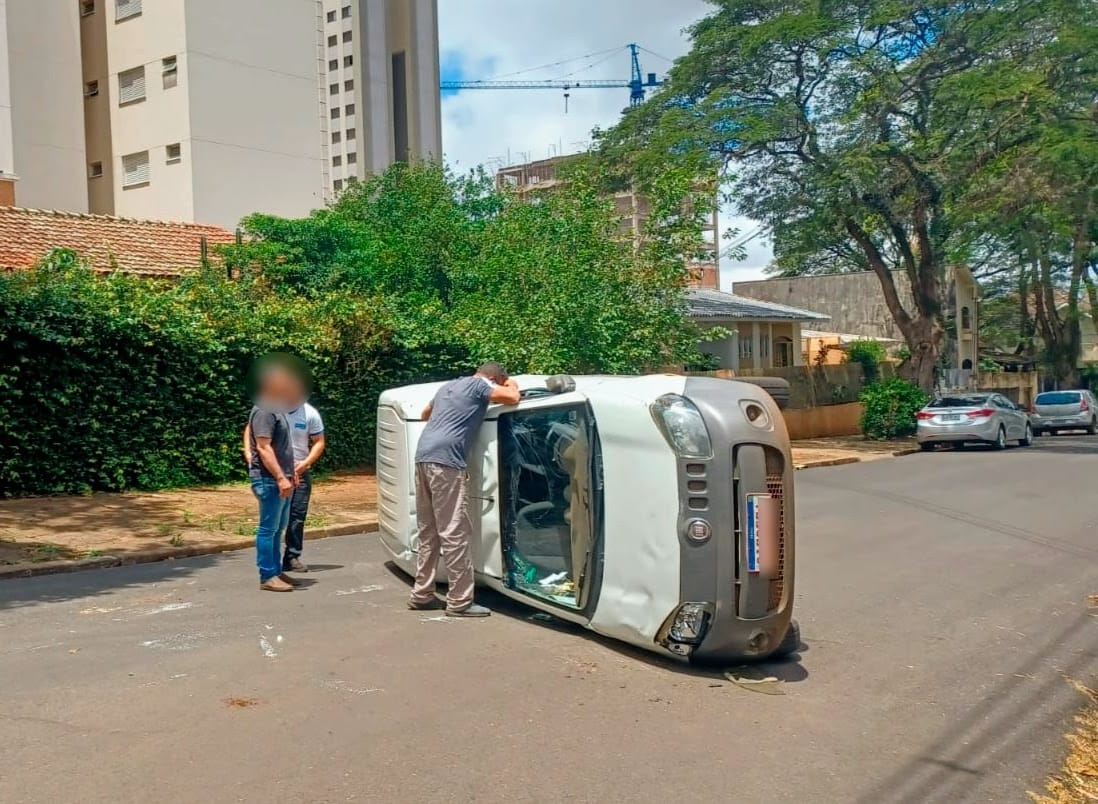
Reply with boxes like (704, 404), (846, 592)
(771, 620), (801, 659)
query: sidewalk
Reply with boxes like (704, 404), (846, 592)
(0, 437), (913, 577)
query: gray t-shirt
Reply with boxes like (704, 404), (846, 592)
(248, 406), (295, 480)
(414, 376), (495, 469)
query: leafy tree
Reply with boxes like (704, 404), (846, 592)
(222, 162), (707, 375)
(600, 0), (1095, 391)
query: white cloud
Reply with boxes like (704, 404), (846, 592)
(438, 0), (773, 285)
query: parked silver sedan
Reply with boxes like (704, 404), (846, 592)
(916, 393), (1032, 451)
(1030, 390), (1098, 435)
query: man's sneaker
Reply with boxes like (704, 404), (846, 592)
(278, 573), (303, 587)
(446, 603), (491, 618)
(260, 577), (294, 593)
(408, 597), (444, 611)
(284, 558), (308, 573)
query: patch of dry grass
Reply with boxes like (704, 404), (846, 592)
(1029, 682), (1098, 803)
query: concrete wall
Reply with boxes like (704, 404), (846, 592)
(783, 402), (864, 440)
(735, 273), (915, 342)
(183, 0), (324, 227)
(979, 371), (1039, 409)
(101, 0), (195, 221)
(5, 0), (87, 211)
(0, 0), (13, 188)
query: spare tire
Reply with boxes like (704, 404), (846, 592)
(736, 376), (791, 410)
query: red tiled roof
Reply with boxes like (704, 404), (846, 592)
(0, 206), (236, 277)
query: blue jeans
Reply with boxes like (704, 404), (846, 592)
(252, 478), (291, 582)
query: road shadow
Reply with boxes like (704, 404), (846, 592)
(0, 552), (229, 612)
(856, 607), (1098, 804)
(383, 560), (809, 684)
(303, 564), (344, 572)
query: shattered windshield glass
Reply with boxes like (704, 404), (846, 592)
(499, 405), (599, 610)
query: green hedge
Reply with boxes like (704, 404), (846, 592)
(859, 376), (929, 440)
(0, 254), (461, 496)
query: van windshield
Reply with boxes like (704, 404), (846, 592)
(1036, 392), (1081, 405)
(498, 404), (602, 611)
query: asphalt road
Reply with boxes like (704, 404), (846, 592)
(1, 435), (1096, 804)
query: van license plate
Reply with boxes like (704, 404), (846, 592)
(746, 494), (780, 578)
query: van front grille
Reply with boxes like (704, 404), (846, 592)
(765, 472), (786, 611)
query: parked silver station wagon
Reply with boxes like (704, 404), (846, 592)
(1031, 390), (1098, 436)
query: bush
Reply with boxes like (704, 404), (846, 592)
(845, 340), (888, 385)
(0, 254), (460, 496)
(859, 376), (928, 440)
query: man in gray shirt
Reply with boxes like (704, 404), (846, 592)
(409, 362), (521, 617)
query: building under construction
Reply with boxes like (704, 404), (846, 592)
(496, 155), (720, 289)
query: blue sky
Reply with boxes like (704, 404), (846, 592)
(437, 0), (773, 284)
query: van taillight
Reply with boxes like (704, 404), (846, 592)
(966, 408), (994, 418)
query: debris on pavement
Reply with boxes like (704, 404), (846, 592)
(724, 667), (785, 695)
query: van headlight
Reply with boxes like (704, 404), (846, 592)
(650, 394), (713, 459)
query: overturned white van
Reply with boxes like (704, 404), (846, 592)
(376, 374), (798, 662)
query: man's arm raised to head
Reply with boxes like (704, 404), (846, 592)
(489, 378), (521, 406)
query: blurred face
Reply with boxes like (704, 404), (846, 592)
(258, 366), (297, 410)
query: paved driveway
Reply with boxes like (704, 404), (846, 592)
(1, 437), (1096, 803)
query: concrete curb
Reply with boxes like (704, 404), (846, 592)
(794, 445), (918, 471)
(0, 522), (372, 581)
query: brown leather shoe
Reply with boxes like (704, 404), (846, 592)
(278, 573), (302, 587)
(260, 577), (294, 592)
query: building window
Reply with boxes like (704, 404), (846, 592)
(391, 51), (409, 161)
(88, 161), (104, 179)
(121, 151), (150, 187)
(84, 80), (100, 98)
(346, 127), (356, 140)
(329, 83), (339, 95)
(347, 151), (357, 165)
(331, 131), (342, 144)
(327, 34), (337, 47)
(162, 56), (178, 89)
(344, 103), (355, 116)
(330, 107), (340, 119)
(333, 179), (344, 191)
(760, 333), (770, 359)
(166, 143), (182, 163)
(342, 30), (352, 43)
(115, 0), (141, 21)
(80, 1), (96, 17)
(326, 10), (336, 22)
(328, 58), (338, 71)
(961, 305), (971, 331)
(118, 66), (146, 105)
(738, 333), (753, 360)
(344, 79), (354, 92)
(332, 155), (342, 167)
(343, 55), (353, 67)
(341, 5), (351, 18)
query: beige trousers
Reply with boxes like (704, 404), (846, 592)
(410, 462), (475, 611)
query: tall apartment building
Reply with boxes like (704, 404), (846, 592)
(497, 155), (722, 289)
(0, 0), (440, 228)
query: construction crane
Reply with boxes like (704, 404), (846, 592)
(440, 43), (662, 111)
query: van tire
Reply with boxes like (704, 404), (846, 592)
(771, 619), (801, 659)
(736, 377), (791, 410)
